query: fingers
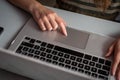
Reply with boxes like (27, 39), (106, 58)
(38, 13), (67, 36)
(38, 19), (46, 31)
(105, 39), (120, 80)
(112, 52), (120, 76)
(42, 16), (52, 31)
(105, 42), (115, 57)
(115, 64), (120, 80)
(59, 22), (67, 36)
(112, 44), (120, 76)
(55, 16), (67, 36)
(47, 14), (58, 30)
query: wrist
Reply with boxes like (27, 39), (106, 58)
(28, 0), (43, 14)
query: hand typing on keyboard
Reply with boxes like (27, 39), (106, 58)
(106, 38), (120, 80)
(8, 0), (67, 36)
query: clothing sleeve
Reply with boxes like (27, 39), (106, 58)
(115, 12), (120, 22)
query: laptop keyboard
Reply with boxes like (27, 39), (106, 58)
(16, 37), (112, 80)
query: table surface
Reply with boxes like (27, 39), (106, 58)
(0, 0), (120, 80)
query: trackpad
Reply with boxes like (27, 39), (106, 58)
(55, 27), (90, 49)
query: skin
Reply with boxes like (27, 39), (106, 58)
(106, 39), (120, 80)
(8, 0), (67, 36)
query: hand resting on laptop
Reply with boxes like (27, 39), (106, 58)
(106, 39), (120, 80)
(8, 0), (67, 36)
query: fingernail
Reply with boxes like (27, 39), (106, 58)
(112, 71), (115, 76)
(53, 25), (58, 30)
(105, 53), (109, 57)
(49, 28), (52, 31)
(64, 31), (67, 36)
(42, 28), (46, 31)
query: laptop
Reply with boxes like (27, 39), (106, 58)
(0, 18), (115, 80)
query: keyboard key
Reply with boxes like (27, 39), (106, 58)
(36, 40), (41, 43)
(102, 65), (110, 71)
(34, 55), (39, 59)
(40, 47), (46, 51)
(65, 65), (71, 69)
(52, 61), (58, 65)
(54, 46), (84, 58)
(40, 52), (46, 57)
(25, 37), (30, 40)
(46, 49), (52, 53)
(59, 63), (64, 67)
(70, 56), (76, 60)
(46, 54), (52, 59)
(34, 45), (40, 49)
(84, 54), (92, 60)
(89, 61), (95, 66)
(28, 49), (34, 53)
(84, 65), (90, 71)
(78, 63), (84, 68)
(78, 69), (84, 73)
(35, 50), (41, 55)
(53, 56), (59, 61)
(98, 69), (109, 76)
(64, 54), (70, 58)
(59, 58), (65, 62)
(91, 67), (97, 72)
(78, 53), (84, 58)
(92, 56), (98, 62)
(41, 42), (47, 47)
(85, 71), (91, 76)
(29, 39), (35, 43)
(22, 52), (28, 55)
(99, 58), (105, 64)
(52, 50), (58, 55)
(28, 53), (34, 57)
(71, 62), (78, 66)
(83, 60), (89, 64)
(46, 59), (52, 63)
(92, 73), (98, 78)
(22, 47), (29, 51)
(71, 67), (77, 71)
(98, 75), (108, 80)
(105, 60), (111, 66)
(21, 42), (34, 48)
(40, 57), (46, 61)
(96, 63), (102, 68)
(58, 52), (64, 57)
(16, 46), (23, 53)
(65, 60), (71, 64)
(47, 44), (54, 49)
(76, 58), (82, 62)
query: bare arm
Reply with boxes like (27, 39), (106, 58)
(8, 0), (38, 13)
(8, 0), (67, 36)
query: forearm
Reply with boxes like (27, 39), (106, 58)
(8, 0), (42, 13)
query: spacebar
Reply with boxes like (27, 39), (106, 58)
(54, 46), (84, 57)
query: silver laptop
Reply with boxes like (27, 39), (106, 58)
(2, 18), (115, 80)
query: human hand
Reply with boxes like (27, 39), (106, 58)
(30, 2), (67, 36)
(105, 39), (120, 80)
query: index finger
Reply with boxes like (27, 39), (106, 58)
(59, 22), (67, 36)
(55, 16), (67, 36)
